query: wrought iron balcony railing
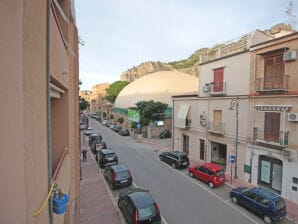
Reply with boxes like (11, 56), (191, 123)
(207, 122), (225, 135)
(255, 75), (289, 92)
(253, 127), (289, 147)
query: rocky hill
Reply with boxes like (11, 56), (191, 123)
(120, 23), (295, 83)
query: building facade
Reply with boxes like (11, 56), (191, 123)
(249, 32), (298, 202)
(173, 28), (298, 203)
(0, 1), (80, 223)
(90, 83), (109, 113)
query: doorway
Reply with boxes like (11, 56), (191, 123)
(183, 134), (189, 155)
(258, 155), (283, 194)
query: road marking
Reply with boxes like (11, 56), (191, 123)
(132, 181), (169, 224)
(177, 172), (258, 224)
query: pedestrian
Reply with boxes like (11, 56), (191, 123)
(82, 149), (87, 162)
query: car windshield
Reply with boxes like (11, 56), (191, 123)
(180, 155), (188, 161)
(105, 153), (115, 159)
(216, 169), (224, 176)
(116, 171), (129, 180)
(138, 204), (156, 219)
(276, 199), (286, 211)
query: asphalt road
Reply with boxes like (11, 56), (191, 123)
(88, 118), (292, 224)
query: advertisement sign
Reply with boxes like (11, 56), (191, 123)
(128, 109), (140, 122)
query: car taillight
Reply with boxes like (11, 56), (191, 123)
(155, 203), (160, 214)
(135, 210), (138, 224)
(114, 174), (117, 182)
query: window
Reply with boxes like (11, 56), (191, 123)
(213, 68), (224, 92)
(243, 191), (258, 201)
(264, 54), (285, 89)
(264, 112), (280, 143)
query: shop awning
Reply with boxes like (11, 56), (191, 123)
(175, 104), (190, 128)
(50, 83), (65, 99)
(254, 105), (291, 112)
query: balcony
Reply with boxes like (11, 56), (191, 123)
(207, 122), (225, 135)
(255, 75), (289, 92)
(204, 82), (227, 96)
(254, 128), (289, 147)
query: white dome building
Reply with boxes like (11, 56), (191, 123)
(114, 71), (198, 108)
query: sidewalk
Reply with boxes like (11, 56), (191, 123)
(80, 136), (122, 224)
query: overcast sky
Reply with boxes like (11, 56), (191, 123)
(75, 0), (297, 90)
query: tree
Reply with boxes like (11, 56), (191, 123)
(118, 117), (124, 124)
(105, 80), (129, 103)
(102, 112), (107, 119)
(79, 97), (89, 111)
(109, 114), (114, 120)
(135, 100), (168, 126)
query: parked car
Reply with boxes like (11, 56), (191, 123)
(104, 164), (132, 190)
(83, 127), (93, 136)
(159, 150), (189, 169)
(230, 187), (287, 224)
(118, 188), (161, 224)
(119, 128), (130, 136)
(159, 129), (171, 139)
(112, 125), (122, 133)
(188, 163), (225, 188)
(88, 133), (102, 147)
(91, 139), (107, 153)
(96, 149), (118, 168)
(102, 120), (107, 125)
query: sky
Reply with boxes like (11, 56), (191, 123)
(74, 0), (297, 90)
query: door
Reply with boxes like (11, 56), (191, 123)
(213, 68), (224, 92)
(272, 163), (282, 192)
(264, 112), (280, 143)
(200, 140), (205, 161)
(183, 135), (189, 155)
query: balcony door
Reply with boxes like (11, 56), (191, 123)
(264, 54), (284, 89)
(213, 68), (224, 92)
(264, 112), (280, 143)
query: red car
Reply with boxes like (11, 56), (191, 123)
(188, 163), (225, 188)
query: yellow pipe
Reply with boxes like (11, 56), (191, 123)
(33, 182), (56, 218)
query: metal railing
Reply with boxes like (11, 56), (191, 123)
(207, 122), (225, 135)
(254, 128), (289, 147)
(255, 75), (289, 92)
(209, 82), (227, 96)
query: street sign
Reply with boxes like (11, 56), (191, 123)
(229, 155), (236, 163)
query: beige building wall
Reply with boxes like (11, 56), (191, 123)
(249, 33), (298, 202)
(0, 1), (80, 223)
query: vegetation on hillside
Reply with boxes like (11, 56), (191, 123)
(105, 80), (129, 103)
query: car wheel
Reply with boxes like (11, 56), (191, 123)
(263, 215), (272, 224)
(110, 182), (115, 190)
(231, 196), (238, 204)
(208, 182), (214, 189)
(172, 163), (177, 169)
(189, 172), (194, 178)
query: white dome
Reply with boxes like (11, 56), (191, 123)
(114, 71), (198, 108)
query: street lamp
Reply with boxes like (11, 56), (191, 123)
(229, 95), (239, 179)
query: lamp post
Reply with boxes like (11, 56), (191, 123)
(229, 95), (239, 179)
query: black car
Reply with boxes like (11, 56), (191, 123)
(104, 164), (132, 190)
(88, 133), (102, 147)
(91, 139), (107, 153)
(159, 129), (171, 139)
(119, 128), (130, 136)
(112, 125), (122, 133)
(118, 188), (161, 224)
(96, 149), (118, 168)
(159, 150), (189, 169)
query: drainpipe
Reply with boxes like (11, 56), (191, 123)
(46, 0), (53, 223)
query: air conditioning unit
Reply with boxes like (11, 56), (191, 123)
(282, 149), (297, 161)
(203, 84), (211, 92)
(200, 114), (207, 127)
(288, 113), (298, 122)
(283, 51), (297, 61)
